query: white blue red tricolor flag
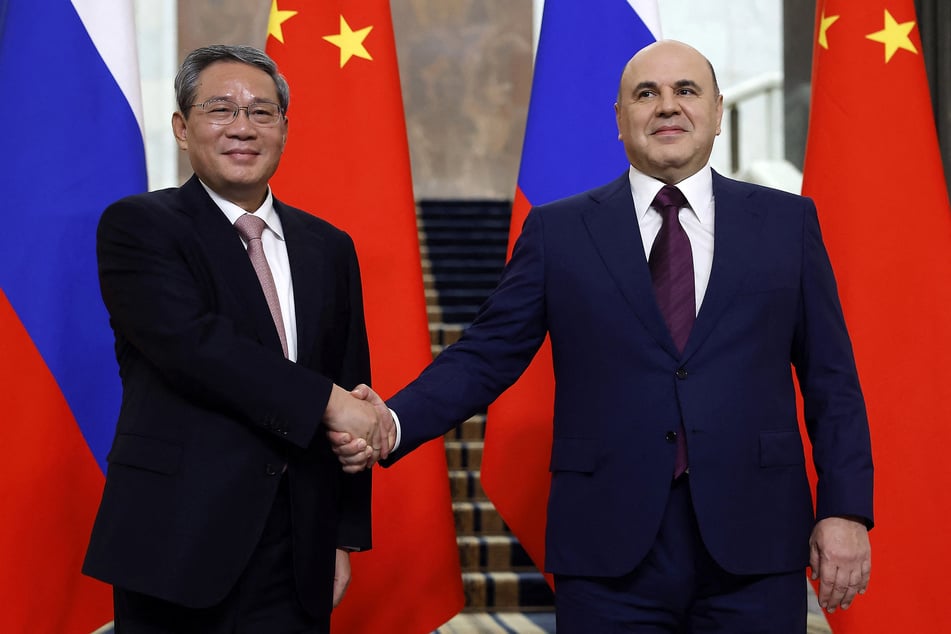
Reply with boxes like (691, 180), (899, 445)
(482, 0), (661, 584)
(0, 0), (146, 630)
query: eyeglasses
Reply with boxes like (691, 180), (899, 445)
(189, 98), (284, 126)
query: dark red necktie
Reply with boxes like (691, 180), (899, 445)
(648, 185), (693, 477)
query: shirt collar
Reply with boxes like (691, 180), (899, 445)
(199, 180), (285, 241)
(627, 165), (714, 225)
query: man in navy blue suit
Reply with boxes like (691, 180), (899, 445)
(337, 39), (873, 632)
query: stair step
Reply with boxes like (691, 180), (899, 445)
(449, 469), (487, 501)
(445, 440), (484, 470)
(461, 571), (554, 610)
(434, 611), (556, 634)
(432, 288), (493, 305)
(445, 415), (486, 441)
(457, 535), (536, 572)
(423, 217), (511, 231)
(429, 260), (507, 274)
(425, 231), (509, 245)
(430, 272), (504, 287)
(426, 239), (507, 256)
(436, 305), (485, 324)
(430, 323), (465, 347)
(453, 501), (509, 536)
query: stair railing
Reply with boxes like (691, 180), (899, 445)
(718, 71), (784, 176)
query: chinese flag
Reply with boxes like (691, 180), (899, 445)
(265, 1), (463, 631)
(802, 1), (951, 631)
(481, 0), (660, 586)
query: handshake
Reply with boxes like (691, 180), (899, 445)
(322, 383), (394, 473)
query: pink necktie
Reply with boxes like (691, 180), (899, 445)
(234, 213), (288, 358)
(649, 185), (693, 478)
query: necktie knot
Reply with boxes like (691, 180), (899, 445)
(234, 213), (266, 242)
(652, 185), (688, 219)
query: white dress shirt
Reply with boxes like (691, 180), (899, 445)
(628, 165), (716, 314)
(201, 181), (299, 362)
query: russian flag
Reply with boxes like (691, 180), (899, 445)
(481, 0), (661, 584)
(0, 0), (147, 630)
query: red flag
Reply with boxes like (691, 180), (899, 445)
(482, 1), (661, 586)
(265, 1), (463, 631)
(0, 292), (113, 633)
(802, 2), (951, 630)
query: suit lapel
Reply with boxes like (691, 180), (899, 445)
(682, 171), (763, 359)
(276, 201), (327, 367)
(582, 173), (678, 357)
(181, 176), (286, 355)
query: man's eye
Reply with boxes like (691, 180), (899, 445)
(209, 105), (233, 113)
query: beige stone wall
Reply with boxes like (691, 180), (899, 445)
(175, 0), (532, 200)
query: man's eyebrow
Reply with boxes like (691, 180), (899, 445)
(630, 79), (703, 94)
(673, 79), (702, 92)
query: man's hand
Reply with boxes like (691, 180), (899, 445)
(323, 384), (394, 471)
(332, 548), (351, 608)
(809, 516), (871, 613)
(324, 384), (395, 473)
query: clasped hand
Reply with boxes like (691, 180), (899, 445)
(323, 384), (394, 473)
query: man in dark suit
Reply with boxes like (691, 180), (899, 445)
(337, 40), (873, 631)
(83, 45), (390, 633)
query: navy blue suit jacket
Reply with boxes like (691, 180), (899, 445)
(83, 176), (371, 621)
(388, 171), (873, 578)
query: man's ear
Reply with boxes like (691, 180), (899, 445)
(172, 111), (188, 149)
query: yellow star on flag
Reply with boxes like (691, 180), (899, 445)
(818, 10), (839, 50)
(323, 15), (373, 68)
(268, 0), (297, 44)
(866, 9), (918, 62)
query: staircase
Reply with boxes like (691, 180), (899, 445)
(418, 201), (557, 632)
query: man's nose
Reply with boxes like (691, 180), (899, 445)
(227, 111), (257, 136)
(657, 89), (679, 114)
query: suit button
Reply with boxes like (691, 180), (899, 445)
(665, 431), (678, 443)
(675, 368), (688, 379)
(265, 464), (279, 476)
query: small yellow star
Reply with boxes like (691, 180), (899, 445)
(267, 0), (297, 44)
(866, 9), (918, 62)
(817, 10), (840, 50)
(323, 15), (373, 68)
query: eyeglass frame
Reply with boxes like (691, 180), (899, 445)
(188, 98), (286, 126)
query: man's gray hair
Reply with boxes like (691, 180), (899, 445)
(175, 44), (290, 115)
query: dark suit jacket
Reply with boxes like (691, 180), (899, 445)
(388, 170), (873, 578)
(82, 175), (371, 621)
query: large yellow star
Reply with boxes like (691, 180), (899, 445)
(866, 9), (918, 62)
(323, 15), (373, 68)
(817, 10), (839, 50)
(268, 0), (297, 44)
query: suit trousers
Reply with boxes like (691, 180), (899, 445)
(554, 476), (808, 633)
(113, 475), (324, 634)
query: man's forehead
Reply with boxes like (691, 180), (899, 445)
(626, 48), (712, 87)
(196, 63), (278, 96)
